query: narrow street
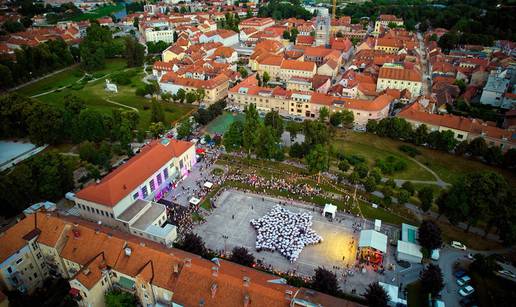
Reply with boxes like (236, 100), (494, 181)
(417, 32), (432, 96)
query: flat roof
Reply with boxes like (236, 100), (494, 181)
(117, 199), (149, 223)
(131, 202), (166, 231)
(401, 223), (419, 243)
(397, 240), (423, 259)
(358, 229), (387, 253)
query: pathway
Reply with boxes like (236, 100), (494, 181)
(383, 156), (451, 188)
(9, 64), (79, 92)
(103, 98), (139, 112)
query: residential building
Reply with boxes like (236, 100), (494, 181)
(480, 68), (512, 108)
(238, 17), (275, 31)
(199, 29), (238, 46)
(160, 72), (230, 104)
(0, 213), (361, 307)
(74, 139), (196, 246)
(374, 14), (403, 33)
(279, 60), (317, 81)
(143, 27), (176, 43)
(376, 64), (422, 96)
(398, 102), (516, 151)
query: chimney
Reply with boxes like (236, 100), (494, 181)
(244, 294), (250, 307)
(210, 283), (217, 298)
(124, 247), (132, 256)
(243, 276), (250, 287)
(285, 290), (293, 300)
(140, 242), (146, 247)
(83, 268), (90, 275)
(184, 258), (192, 267)
(173, 263), (179, 274)
(95, 228), (100, 234)
(211, 266), (218, 277)
(199, 299), (205, 307)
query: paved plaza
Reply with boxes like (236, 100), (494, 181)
(194, 189), (412, 293)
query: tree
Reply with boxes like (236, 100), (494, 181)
(150, 100), (165, 123)
(256, 126), (279, 159)
(229, 246), (255, 267)
(238, 66), (248, 78)
(467, 137), (488, 156)
(177, 119), (193, 139)
(149, 122), (165, 138)
(305, 144), (329, 183)
(124, 37), (145, 67)
(78, 109), (106, 142)
(0, 64), (14, 88)
(418, 187), (434, 212)
(26, 102), (63, 145)
(330, 110), (354, 127)
(319, 107), (330, 122)
(282, 30), (291, 40)
(364, 176), (377, 192)
(185, 91), (197, 104)
(413, 124), (428, 145)
(223, 120), (244, 151)
(105, 289), (137, 307)
(338, 159), (350, 172)
(175, 88), (186, 103)
(418, 220), (442, 251)
(303, 120), (330, 147)
(438, 32), (458, 52)
(262, 71), (270, 84)
(285, 121), (302, 141)
(264, 110), (284, 138)
(177, 233), (207, 256)
(363, 282), (389, 307)
(402, 181), (415, 196)
(311, 267), (339, 296)
(242, 103), (260, 155)
(398, 189), (410, 205)
(420, 264), (444, 297)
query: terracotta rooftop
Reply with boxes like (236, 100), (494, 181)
(378, 66), (421, 82)
(76, 139), (194, 207)
(281, 60), (316, 71)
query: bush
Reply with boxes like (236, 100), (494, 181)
(92, 72), (105, 79)
(135, 86), (148, 96)
(376, 156), (407, 174)
(70, 83), (85, 90)
(142, 102), (150, 110)
(399, 144), (421, 157)
(346, 154), (366, 166)
(338, 160), (350, 172)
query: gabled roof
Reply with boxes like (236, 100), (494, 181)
(378, 66), (421, 82)
(76, 139), (194, 207)
(281, 60), (316, 71)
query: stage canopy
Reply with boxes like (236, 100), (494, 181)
(358, 229), (388, 253)
(323, 203), (337, 219)
(204, 181), (213, 189)
(189, 197), (201, 205)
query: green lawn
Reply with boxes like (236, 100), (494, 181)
(335, 131), (516, 187)
(205, 111), (245, 135)
(71, 4), (125, 21)
(17, 59), (195, 129)
(334, 132), (435, 181)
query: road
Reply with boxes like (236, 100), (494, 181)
(417, 32), (432, 96)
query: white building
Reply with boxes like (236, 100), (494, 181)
(199, 29), (239, 46)
(396, 223), (423, 263)
(480, 68), (512, 108)
(74, 138), (196, 247)
(144, 27), (176, 43)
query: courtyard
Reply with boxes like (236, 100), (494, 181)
(194, 189), (406, 293)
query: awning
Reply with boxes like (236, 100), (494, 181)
(69, 288), (80, 297)
(196, 148), (206, 154)
(118, 276), (135, 289)
(204, 181), (213, 189)
(189, 197), (201, 205)
(358, 229), (388, 253)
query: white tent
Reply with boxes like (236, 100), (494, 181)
(374, 219), (382, 231)
(204, 181), (213, 189)
(189, 197), (201, 206)
(323, 204), (337, 219)
(379, 282), (407, 306)
(358, 229), (388, 253)
(396, 240), (423, 263)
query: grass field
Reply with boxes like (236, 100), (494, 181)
(205, 112), (245, 134)
(334, 131), (435, 181)
(335, 131), (515, 187)
(17, 59), (195, 129)
(71, 5), (125, 22)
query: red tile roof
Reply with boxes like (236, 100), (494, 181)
(76, 139), (194, 207)
(281, 60), (316, 72)
(378, 66), (421, 82)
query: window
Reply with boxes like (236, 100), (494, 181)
(110, 213), (114, 218)
(133, 192), (139, 200)
(141, 186), (148, 198)
(163, 168), (169, 179)
(156, 174), (162, 186)
(149, 179), (155, 192)
(7, 267), (12, 274)
(16, 258), (23, 265)
(37, 253), (42, 259)
(95, 209), (100, 215)
(457, 134), (463, 139)
(179, 160), (184, 169)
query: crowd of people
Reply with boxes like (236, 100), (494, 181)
(226, 170), (322, 197)
(250, 205), (323, 262)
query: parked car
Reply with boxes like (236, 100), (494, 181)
(498, 269), (516, 279)
(466, 253), (474, 260)
(460, 297), (477, 307)
(451, 241), (467, 250)
(456, 275), (471, 286)
(459, 285), (475, 297)
(454, 269), (467, 279)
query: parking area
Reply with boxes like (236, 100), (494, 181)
(194, 189), (403, 293)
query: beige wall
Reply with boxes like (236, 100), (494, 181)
(377, 78), (422, 96)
